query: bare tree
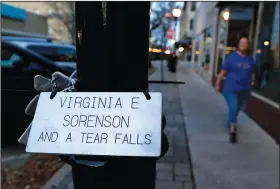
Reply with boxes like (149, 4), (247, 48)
(150, 2), (176, 48)
(47, 2), (75, 44)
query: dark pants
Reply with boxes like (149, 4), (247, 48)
(167, 56), (177, 72)
(223, 90), (250, 126)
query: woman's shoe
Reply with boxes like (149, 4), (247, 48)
(229, 124), (237, 143)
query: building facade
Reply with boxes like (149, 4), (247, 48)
(179, 2), (200, 61)
(1, 3), (48, 36)
(192, 2), (280, 143)
(3, 2), (75, 44)
(191, 2), (218, 81)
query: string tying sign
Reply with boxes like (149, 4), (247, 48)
(26, 92), (162, 157)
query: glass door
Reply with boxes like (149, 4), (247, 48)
(215, 8), (229, 75)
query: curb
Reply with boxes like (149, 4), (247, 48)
(42, 164), (72, 189)
(1, 153), (31, 164)
(148, 67), (156, 76)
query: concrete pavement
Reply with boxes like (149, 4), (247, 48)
(176, 61), (279, 189)
(44, 62), (194, 189)
(43, 61), (279, 189)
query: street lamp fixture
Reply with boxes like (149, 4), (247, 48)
(178, 47), (184, 52)
(165, 50), (171, 55)
(172, 8), (182, 18)
(264, 41), (270, 46)
(223, 11), (230, 21)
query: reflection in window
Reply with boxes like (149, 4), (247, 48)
(27, 46), (76, 63)
(28, 46), (57, 61)
(57, 47), (76, 62)
(254, 2), (280, 104)
(1, 50), (21, 68)
(190, 19), (193, 30)
(217, 24), (227, 74)
(194, 36), (199, 63)
(191, 2), (196, 11)
(203, 27), (213, 71)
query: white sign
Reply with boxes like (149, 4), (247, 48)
(26, 92), (162, 157)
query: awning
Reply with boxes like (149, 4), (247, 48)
(1, 3), (26, 21)
(174, 38), (192, 48)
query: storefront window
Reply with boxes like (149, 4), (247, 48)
(216, 19), (227, 74)
(190, 19), (193, 30)
(254, 2), (280, 104)
(191, 2), (196, 11)
(202, 27), (213, 71)
(216, 7), (254, 74)
(194, 36), (199, 63)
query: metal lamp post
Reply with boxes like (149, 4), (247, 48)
(172, 8), (182, 47)
(167, 8), (181, 73)
(70, 2), (162, 189)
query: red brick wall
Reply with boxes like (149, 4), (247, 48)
(247, 95), (280, 144)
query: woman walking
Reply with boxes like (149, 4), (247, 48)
(215, 37), (256, 143)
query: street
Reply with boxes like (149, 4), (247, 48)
(43, 61), (279, 189)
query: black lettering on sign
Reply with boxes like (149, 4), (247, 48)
(74, 97), (83, 108)
(81, 132), (87, 143)
(65, 132), (72, 143)
(137, 134), (143, 145)
(122, 134), (129, 144)
(112, 116), (121, 128)
(91, 97), (97, 108)
(95, 115), (104, 127)
(100, 133), (108, 144)
(68, 97), (73, 108)
(93, 133), (100, 143)
(108, 97), (113, 108)
(115, 98), (122, 108)
(99, 98), (107, 108)
(121, 116), (130, 128)
(131, 97), (140, 109)
(86, 133), (94, 143)
(115, 133), (122, 144)
(71, 115), (79, 127)
(60, 97), (67, 108)
(87, 115), (95, 127)
(63, 115), (70, 126)
(129, 134), (136, 145)
(83, 97), (90, 108)
(144, 134), (151, 145)
(79, 115), (87, 127)
(37, 132), (58, 142)
(37, 132), (44, 142)
(104, 115), (112, 127)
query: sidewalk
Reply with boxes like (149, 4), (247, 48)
(44, 61), (279, 189)
(176, 61), (279, 189)
(44, 62), (194, 189)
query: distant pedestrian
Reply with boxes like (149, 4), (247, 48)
(215, 37), (256, 143)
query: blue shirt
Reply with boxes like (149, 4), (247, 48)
(222, 52), (256, 92)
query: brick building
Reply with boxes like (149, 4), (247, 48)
(3, 2), (75, 44)
(1, 3), (48, 37)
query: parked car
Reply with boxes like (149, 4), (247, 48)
(1, 41), (74, 146)
(3, 40), (77, 70)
